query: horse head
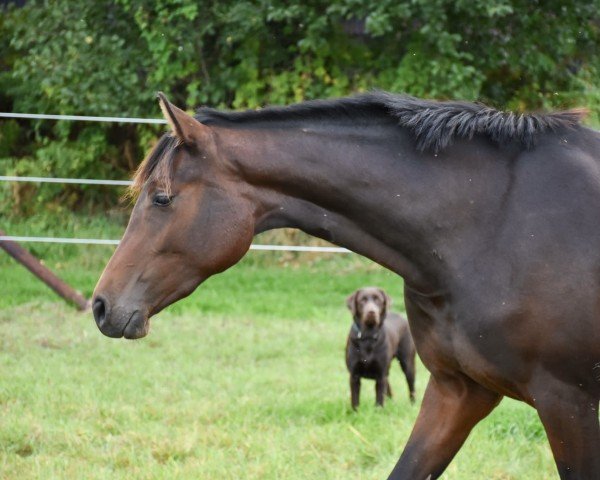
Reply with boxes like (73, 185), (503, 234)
(92, 94), (255, 338)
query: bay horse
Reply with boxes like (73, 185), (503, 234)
(92, 91), (600, 479)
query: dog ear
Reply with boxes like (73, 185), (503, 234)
(379, 289), (391, 319)
(346, 291), (358, 316)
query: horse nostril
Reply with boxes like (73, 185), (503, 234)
(93, 297), (107, 326)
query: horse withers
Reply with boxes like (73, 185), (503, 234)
(93, 91), (600, 479)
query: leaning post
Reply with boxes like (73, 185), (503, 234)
(0, 229), (90, 311)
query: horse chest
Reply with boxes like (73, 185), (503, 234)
(405, 288), (532, 398)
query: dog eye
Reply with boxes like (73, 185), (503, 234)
(152, 193), (173, 207)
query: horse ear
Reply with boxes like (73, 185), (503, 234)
(157, 92), (208, 145)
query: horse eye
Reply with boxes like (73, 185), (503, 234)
(152, 193), (173, 206)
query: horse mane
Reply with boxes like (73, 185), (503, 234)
(380, 93), (586, 152)
(197, 91), (586, 153)
(130, 92), (586, 196)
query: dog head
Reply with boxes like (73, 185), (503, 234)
(346, 287), (391, 330)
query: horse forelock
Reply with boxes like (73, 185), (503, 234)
(193, 91), (587, 153)
(129, 134), (180, 199)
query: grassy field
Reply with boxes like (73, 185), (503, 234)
(0, 216), (557, 479)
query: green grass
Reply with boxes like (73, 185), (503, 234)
(0, 218), (557, 479)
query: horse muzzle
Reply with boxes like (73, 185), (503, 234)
(92, 296), (149, 339)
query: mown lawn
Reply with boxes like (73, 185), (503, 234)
(0, 221), (557, 479)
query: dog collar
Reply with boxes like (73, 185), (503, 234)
(352, 322), (378, 340)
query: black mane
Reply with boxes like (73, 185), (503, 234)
(196, 91), (586, 153)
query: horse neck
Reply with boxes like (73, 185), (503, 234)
(216, 122), (508, 293)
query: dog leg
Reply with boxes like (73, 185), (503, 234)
(350, 375), (361, 410)
(386, 379), (393, 398)
(387, 373), (501, 479)
(376, 376), (388, 406)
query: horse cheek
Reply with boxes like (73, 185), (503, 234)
(191, 196), (254, 276)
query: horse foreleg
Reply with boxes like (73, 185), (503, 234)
(388, 373), (502, 480)
(533, 381), (600, 479)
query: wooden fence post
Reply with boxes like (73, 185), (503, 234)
(0, 229), (90, 310)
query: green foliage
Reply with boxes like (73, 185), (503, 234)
(1, 0), (600, 215)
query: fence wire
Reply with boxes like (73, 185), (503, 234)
(0, 112), (166, 124)
(0, 236), (351, 253)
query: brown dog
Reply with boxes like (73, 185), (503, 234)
(346, 287), (416, 409)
